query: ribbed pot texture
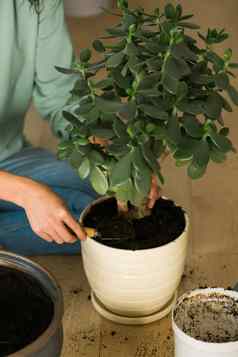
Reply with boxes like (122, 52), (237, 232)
(81, 196), (189, 318)
(0, 251), (64, 357)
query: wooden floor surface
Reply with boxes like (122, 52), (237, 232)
(34, 253), (238, 357)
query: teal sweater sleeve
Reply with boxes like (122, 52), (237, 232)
(33, 0), (76, 139)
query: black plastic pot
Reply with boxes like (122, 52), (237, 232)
(0, 251), (64, 357)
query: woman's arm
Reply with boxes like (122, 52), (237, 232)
(0, 171), (86, 243)
(33, 0), (76, 139)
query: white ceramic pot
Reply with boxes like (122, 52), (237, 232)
(64, 0), (113, 17)
(80, 196), (189, 325)
(172, 288), (238, 357)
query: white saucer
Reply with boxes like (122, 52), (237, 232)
(91, 291), (177, 325)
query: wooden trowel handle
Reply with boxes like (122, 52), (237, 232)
(84, 227), (97, 238)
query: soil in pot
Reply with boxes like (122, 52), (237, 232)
(0, 266), (54, 356)
(83, 197), (186, 250)
(174, 292), (238, 343)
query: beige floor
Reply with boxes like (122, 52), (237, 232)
(33, 253), (238, 357)
(25, 1), (238, 356)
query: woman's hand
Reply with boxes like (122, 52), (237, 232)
(22, 180), (86, 244)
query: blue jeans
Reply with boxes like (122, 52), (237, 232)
(0, 148), (98, 256)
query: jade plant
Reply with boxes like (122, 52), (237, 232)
(57, 1), (237, 218)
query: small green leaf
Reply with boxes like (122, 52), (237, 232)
(118, 102), (137, 120)
(176, 82), (188, 101)
(93, 78), (114, 89)
(210, 147), (226, 163)
(163, 73), (178, 94)
(113, 118), (128, 138)
(137, 74), (161, 91)
(134, 165), (152, 197)
(96, 97), (123, 113)
(174, 150), (193, 161)
(177, 100), (204, 115)
(110, 152), (132, 187)
(69, 150), (83, 168)
(90, 127), (115, 139)
(187, 162), (206, 179)
(107, 52), (125, 68)
(215, 73), (229, 89)
(164, 3), (176, 19)
(167, 116), (182, 145)
(93, 39), (105, 53)
(78, 158), (90, 179)
(208, 130), (233, 152)
(139, 105), (169, 120)
(178, 22), (200, 30)
(171, 43), (197, 61)
(183, 115), (203, 138)
(220, 127), (229, 136)
(55, 66), (80, 75)
(165, 56), (191, 80)
(227, 85), (238, 105)
(80, 48), (91, 63)
(229, 62), (238, 69)
(90, 166), (108, 195)
(141, 142), (164, 184)
(220, 96), (233, 112)
(193, 140), (210, 167)
(89, 150), (104, 164)
(63, 111), (80, 127)
(204, 93), (223, 119)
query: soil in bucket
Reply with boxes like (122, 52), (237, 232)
(174, 292), (238, 343)
(83, 197), (186, 250)
(0, 266), (54, 356)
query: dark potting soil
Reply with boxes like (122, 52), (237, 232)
(0, 267), (54, 356)
(83, 197), (186, 250)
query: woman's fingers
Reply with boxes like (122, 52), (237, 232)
(39, 232), (53, 243)
(63, 211), (87, 240)
(55, 221), (77, 244)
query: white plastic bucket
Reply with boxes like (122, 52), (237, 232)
(172, 288), (238, 357)
(64, 0), (113, 17)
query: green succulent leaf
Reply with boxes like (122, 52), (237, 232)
(187, 162), (207, 179)
(204, 93), (223, 119)
(69, 150), (83, 168)
(210, 147), (226, 163)
(171, 43), (197, 62)
(183, 115), (203, 138)
(177, 100), (204, 115)
(167, 116), (182, 145)
(141, 142), (164, 184)
(164, 3), (176, 19)
(165, 56), (191, 80)
(90, 166), (108, 195)
(80, 48), (91, 63)
(93, 39), (105, 53)
(227, 85), (238, 105)
(110, 152), (132, 187)
(139, 104), (169, 120)
(162, 73), (179, 94)
(178, 22), (200, 30)
(208, 130), (233, 152)
(215, 72), (229, 90)
(107, 52), (125, 68)
(193, 140), (210, 167)
(78, 157), (90, 179)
